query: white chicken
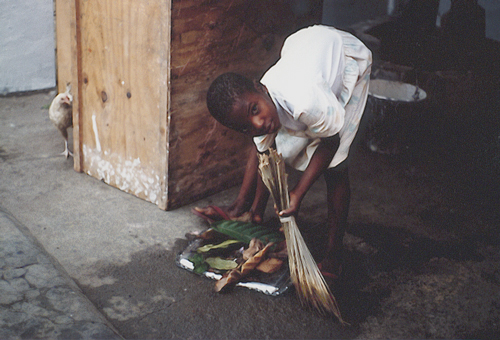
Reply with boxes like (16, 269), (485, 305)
(49, 84), (73, 158)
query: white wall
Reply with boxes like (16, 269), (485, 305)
(0, 0), (56, 94)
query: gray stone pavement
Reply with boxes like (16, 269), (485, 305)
(0, 207), (122, 339)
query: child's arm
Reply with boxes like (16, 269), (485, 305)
(228, 145), (269, 223)
(279, 135), (340, 218)
(227, 146), (259, 215)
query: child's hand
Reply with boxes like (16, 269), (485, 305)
(278, 191), (301, 218)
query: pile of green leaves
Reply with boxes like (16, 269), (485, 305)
(188, 220), (284, 274)
(210, 220), (284, 244)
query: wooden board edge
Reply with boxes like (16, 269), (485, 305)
(158, 0), (172, 210)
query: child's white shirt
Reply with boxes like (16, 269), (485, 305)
(254, 25), (372, 170)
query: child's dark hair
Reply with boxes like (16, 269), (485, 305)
(206, 72), (256, 128)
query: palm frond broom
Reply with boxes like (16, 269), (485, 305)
(258, 148), (345, 323)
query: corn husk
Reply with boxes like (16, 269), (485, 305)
(258, 148), (345, 323)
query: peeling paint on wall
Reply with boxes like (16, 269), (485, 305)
(82, 144), (164, 205)
(91, 115), (102, 152)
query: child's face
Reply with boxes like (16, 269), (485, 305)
(227, 86), (281, 137)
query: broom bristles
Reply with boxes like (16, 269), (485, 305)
(258, 149), (346, 323)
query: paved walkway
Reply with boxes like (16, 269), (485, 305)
(0, 208), (122, 339)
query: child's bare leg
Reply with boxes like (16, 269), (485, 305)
(319, 166), (350, 277)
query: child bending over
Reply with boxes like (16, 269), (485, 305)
(196, 25), (372, 281)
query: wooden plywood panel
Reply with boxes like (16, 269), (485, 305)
(77, 0), (170, 207)
(55, 0), (76, 94)
(56, 0), (321, 210)
(55, 0), (81, 170)
(166, 0), (322, 208)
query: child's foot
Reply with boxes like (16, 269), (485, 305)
(317, 259), (342, 289)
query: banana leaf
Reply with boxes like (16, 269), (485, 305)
(205, 257), (239, 270)
(211, 220), (284, 245)
(196, 239), (242, 253)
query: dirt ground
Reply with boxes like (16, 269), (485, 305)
(336, 78), (500, 338)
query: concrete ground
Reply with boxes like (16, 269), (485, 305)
(1, 75), (500, 338)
